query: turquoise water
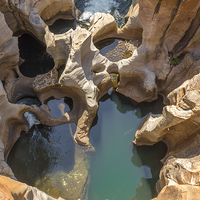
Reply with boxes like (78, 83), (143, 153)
(8, 92), (166, 200)
(88, 91), (166, 200)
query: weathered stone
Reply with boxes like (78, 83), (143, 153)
(155, 185), (200, 200)
(134, 72), (200, 154)
(0, 175), (64, 200)
(0, 0), (79, 41)
(134, 72), (200, 199)
(90, 4), (142, 43)
(1, 0), (200, 199)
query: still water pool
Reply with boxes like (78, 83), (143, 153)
(88, 91), (166, 200)
(8, 91), (167, 200)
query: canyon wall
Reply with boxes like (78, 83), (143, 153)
(0, 0), (200, 199)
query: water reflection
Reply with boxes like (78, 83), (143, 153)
(46, 97), (73, 119)
(88, 91), (166, 200)
(8, 123), (78, 198)
(131, 142), (167, 199)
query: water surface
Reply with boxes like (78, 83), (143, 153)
(88, 91), (166, 200)
(8, 92), (166, 200)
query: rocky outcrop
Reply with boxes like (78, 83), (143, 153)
(0, 0), (79, 41)
(0, 4), (113, 198)
(0, 7), (93, 200)
(1, 0), (200, 199)
(89, 0), (200, 104)
(134, 67), (200, 199)
(0, 175), (64, 200)
(89, 6), (142, 44)
(154, 184), (200, 200)
(8, 26), (113, 147)
(134, 72), (200, 156)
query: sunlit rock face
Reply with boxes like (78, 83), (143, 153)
(0, 0), (79, 41)
(1, 0), (200, 199)
(134, 68), (200, 199)
(0, 175), (64, 200)
(134, 72), (200, 155)
(0, 0), (113, 199)
(90, 0), (200, 103)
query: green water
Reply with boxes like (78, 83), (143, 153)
(88, 91), (166, 200)
(8, 91), (166, 200)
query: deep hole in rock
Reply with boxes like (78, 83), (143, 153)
(18, 34), (54, 77)
(49, 19), (76, 34)
(8, 97), (76, 198)
(131, 142), (168, 199)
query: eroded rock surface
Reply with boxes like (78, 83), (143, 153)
(134, 70), (200, 199)
(1, 0), (200, 199)
(134, 73), (200, 155)
(0, 175), (64, 200)
(0, 0), (79, 41)
(0, 3), (113, 198)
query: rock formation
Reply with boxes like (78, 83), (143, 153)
(0, 0), (79, 41)
(0, 0), (113, 199)
(134, 72), (200, 199)
(0, 0), (200, 199)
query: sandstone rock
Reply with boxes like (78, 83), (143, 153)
(0, 181), (14, 200)
(134, 72), (200, 155)
(39, 26), (113, 146)
(157, 155), (200, 193)
(0, 0), (78, 41)
(134, 71), (200, 199)
(120, 3), (142, 41)
(89, 8), (142, 44)
(89, 12), (118, 43)
(89, 0), (200, 105)
(155, 184), (200, 200)
(0, 175), (64, 200)
(1, 0), (200, 200)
